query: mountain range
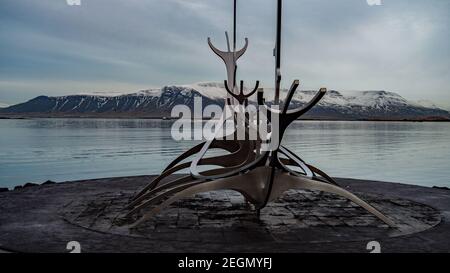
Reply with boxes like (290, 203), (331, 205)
(1, 82), (449, 121)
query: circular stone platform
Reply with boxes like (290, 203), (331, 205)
(0, 175), (449, 253)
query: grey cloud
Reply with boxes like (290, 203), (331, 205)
(0, 0), (449, 107)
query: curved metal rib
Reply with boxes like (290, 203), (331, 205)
(132, 140), (241, 201)
(279, 145), (338, 186)
(207, 35), (248, 92)
(136, 143), (252, 199)
(207, 37), (248, 59)
(278, 157), (338, 186)
(282, 80), (300, 114)
(125, 180), (206, 220)
(128, 153), (266, 212)
(257, 79), (300, 115)
(224, 80), (260, 104)
(126, 167), (272, 228)
(235, 38), (249, 59)
(131, 140), (261, 209)
(190, 140), (266, 180)
(284, 88), (326, 123)
(128, 152), (261, 212)
(306, 164), (339, 186)
(256, 82), (326, 128)
(269, 173), (396, 227)
(278, 146), (313, 178)
(163, 140), (240, 172)
(127, 175), (197, 209)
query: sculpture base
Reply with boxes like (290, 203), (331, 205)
(0, 175), (448, 253)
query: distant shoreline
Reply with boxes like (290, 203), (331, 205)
(0, 114), (449, 122)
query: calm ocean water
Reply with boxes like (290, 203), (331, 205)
(0, 118), (449, 189)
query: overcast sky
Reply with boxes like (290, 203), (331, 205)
(0, 0), (449, 107)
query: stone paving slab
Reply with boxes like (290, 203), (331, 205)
(0, 175), (449, 253)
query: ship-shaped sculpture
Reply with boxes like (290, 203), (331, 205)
(117, 0), (395, 228)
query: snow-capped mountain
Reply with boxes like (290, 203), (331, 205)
(0, 102), (9, 108)
(284, 89), (450, 120)
(414, 99), (450, 111)
(1, 82), (449, 121)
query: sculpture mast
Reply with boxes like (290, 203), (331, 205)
(232, 0), (237, 91)
(274, 0), (282, 104)
(233, 0), (237, 52)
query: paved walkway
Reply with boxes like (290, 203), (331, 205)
(0, 176), (449, 253)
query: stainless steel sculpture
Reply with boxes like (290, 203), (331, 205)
(118, 0), (395, 229)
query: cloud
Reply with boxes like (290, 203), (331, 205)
(0, 0), (449, 106)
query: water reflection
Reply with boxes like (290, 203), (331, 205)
(0, 119), (449, 189)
